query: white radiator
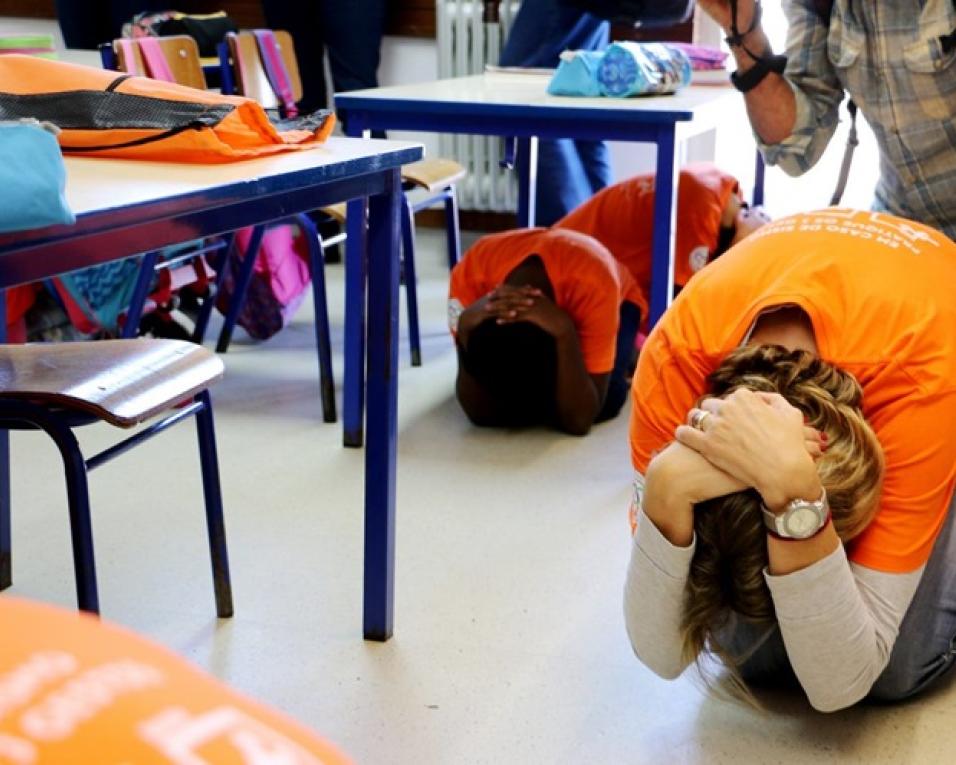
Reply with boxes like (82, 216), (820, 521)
(436, 0), (523, 212)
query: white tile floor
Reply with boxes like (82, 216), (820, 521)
(8, 227), (956, 764)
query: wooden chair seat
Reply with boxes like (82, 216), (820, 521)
(0, 340), (224, 428)
(320, 203), (347, 224)
(401, 158), (467, 193)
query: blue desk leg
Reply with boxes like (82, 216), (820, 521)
(343, 115), (370, 448)
(0, 289), (9, 589)
(343, 195), (369, 448)
(515, 136), (539, 228)
(363, 168), (402, 641)
(648, 126), (680, 328)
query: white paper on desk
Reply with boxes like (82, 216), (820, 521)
(484, 64), (555, 75)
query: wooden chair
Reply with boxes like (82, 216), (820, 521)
(0, 339), (232, 617)
(220, 29), (466, 366)
(101, 36), (337, 423)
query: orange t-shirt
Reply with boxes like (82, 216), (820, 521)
(554, 162), (740, 323)
(630, 209), (956, 573)
(448, 227), (640, 374)
(0, 596), (352, 764)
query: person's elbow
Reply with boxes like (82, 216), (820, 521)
(558, 414), (594, 437)
(806, 685), (869, 713)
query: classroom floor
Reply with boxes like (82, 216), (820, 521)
(8, 227), (956, 765)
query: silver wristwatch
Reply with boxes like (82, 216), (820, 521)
(762, 488), (829, 540)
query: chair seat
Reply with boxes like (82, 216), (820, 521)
(0, 340), (224, 428)
(320, 203), (347, 224)
(401, 158), (466, 193)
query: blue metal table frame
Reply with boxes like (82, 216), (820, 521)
(334, 74), (756, 447)
(0, 138), (422, 641)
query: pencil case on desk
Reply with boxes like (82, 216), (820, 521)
(596, 42), (692, 97)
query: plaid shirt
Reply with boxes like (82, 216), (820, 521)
(760, 0), (956, 238)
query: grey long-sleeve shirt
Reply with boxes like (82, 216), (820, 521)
(623, 501), (923, 712)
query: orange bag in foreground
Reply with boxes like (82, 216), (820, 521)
(0, 55), (335, 163)
(0, 597), (352, 764)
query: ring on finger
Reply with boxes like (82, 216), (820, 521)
(690, 409), (712, 431)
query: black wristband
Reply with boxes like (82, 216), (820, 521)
(730, 52), (787, 93)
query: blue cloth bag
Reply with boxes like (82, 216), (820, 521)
(0, 121), (75, 233)
(547, 50), (604, 97)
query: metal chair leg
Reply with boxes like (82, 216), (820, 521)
(194, 391), (233, 618)
(444, 185), (462, 269)
(122, 250), (161, 339)
(216, 225), (266, 353)
(295, 214), (337, 423)
(192, 232), (236, 344)
(12, 405), (101, 614)
(400, 195), (422, 367)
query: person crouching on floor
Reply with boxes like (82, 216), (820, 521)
(448, 227), (643, 435)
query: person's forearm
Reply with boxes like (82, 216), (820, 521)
(552, 326), (601, 436)
(624, 505), (696, 680)
(729, 27), (797, 145)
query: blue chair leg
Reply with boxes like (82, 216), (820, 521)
(192, 232), (236, 344)
(194, 391), (233, 618)
(8, 402), (102, 614)
(121, 250), (161, 339)
(294, 213), (337, 423)
(443, 185), (462, 269)
(400, 196), (422, 367)
(216, 225), (266, 353)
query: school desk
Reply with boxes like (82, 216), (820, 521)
(335, 72), (759, 446)
(0, 136), (422, 641)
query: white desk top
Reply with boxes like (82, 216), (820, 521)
(64, 136), (422, 217)
(336, 72), (738, 120)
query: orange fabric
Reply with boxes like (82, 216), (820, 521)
(449, 227), (637, 374)
(554, 162), (740, 324)
(0, 596), (352, 764)
(629, 209), (956, 573)
(0, 56), (334, 163)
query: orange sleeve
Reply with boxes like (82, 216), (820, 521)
(848, 389), (956, 573)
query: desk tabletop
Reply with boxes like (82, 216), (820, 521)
(335, 72), (738, 124)
(63, 136), (422, 217)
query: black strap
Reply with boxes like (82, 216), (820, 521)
(730, 52), (787, 92)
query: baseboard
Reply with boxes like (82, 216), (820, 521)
(416, 208), (518, 233)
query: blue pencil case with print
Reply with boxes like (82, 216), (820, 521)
(597, 42), (692, 97)
(547, 50), (604, 97)
(0, 120), (75, 233)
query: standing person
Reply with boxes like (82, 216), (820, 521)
(260, 0), (386, 129)
(449, 227), (644, 434)
(695, 0), (956, 237)
(554, 162), (770, 327)
(53, 0), (166, 49)
(499, 0), (611, 225)
(623, 208), (956, 711)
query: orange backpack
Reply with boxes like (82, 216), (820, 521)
(0, 55), (335, 163)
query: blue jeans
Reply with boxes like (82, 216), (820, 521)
(500, 0), (611, 225)
(718, 490), (956, 702)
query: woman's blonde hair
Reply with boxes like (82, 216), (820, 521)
(679, 344), (885, 697)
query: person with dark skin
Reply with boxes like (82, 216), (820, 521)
(450, 228), (641, 436)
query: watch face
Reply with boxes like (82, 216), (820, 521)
(785, 506), (822, 538)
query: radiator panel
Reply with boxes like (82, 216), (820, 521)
(436, 1), (521, 212)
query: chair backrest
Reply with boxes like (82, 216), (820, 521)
(112, 35), (206, 89)
(224, 30), (303, 110)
